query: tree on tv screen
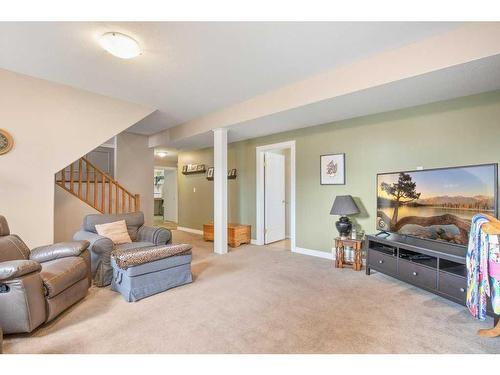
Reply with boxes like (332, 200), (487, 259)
(381, 172), (421, 225)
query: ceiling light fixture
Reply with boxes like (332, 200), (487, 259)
(99, 32), (141, 59)
(156, 152), (168, 158)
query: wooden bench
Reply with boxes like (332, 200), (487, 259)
(203, 223), (251, 248)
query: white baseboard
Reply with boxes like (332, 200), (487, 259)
(329, 247), (366, 265)
(250, 239), (260, 245)
(177, 226), (203, 235)
(293, 247), (334, 260)
(293, 247), (366, 265)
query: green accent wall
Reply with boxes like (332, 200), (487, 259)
(178, 90), (500, 253)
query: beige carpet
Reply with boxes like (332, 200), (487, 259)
(3, 230), (500, 354)
(153, 216), (177, 230)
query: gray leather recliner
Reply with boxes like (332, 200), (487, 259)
(0, 216), (91, 334)
(73, 211), (171, 287)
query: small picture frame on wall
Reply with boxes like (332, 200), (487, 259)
(320, 153), (345, 185)
(228, 168), (237, 179)
(206, 167), (214, 180)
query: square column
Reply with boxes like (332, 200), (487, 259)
(213, 128), (228, 254)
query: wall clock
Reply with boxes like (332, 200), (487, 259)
(0, 129), (14, 155)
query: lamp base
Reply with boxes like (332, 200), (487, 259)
(335, 216), (352, 239)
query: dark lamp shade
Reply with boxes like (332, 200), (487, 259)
(330, 195), (360, 216)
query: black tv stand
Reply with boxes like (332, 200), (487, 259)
(366, 233), (496, 317)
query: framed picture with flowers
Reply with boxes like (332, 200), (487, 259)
(320, 153), (345, 185)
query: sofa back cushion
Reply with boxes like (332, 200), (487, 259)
(0, 234), (31, 262)
(83, 212), (144, 241)
(95, 220), (132, 245)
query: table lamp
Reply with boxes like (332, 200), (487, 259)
(330, 195), (360, 239)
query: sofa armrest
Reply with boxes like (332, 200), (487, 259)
(73, 231), (113, 255)
(0, 260), (41, 281)
(30, 241), (90, 263)
(137, 226), (172, 245)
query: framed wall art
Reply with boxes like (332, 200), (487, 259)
(0, 129), (14, 155)
(320, 153), (345, 185)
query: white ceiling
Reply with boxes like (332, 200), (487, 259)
(170, 54), (500, 150)
(0, 22), (461, 135)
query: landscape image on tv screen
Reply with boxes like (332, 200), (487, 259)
(377, 164), (497, 245)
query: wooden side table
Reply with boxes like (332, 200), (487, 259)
(334, 237), (363, 271)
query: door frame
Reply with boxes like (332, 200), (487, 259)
(256, 140), (296, 251)
(154, 166), (178, 223)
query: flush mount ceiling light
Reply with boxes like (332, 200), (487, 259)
(156, 152), (168, 158)
(99, 32), (141, 59)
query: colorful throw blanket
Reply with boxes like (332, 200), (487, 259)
(466, 214), (500, 320)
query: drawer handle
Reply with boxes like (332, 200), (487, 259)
(412, 271), (418, 276)
(378, 260), (384, 264)
(460, 288), (465, 293)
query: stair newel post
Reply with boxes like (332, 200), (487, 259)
(78, 158), (83, 199)
(135, 194), (140, 212)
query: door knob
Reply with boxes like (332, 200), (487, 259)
(378, 260), (383, 264)
(460, 288), (465, 293)
(412, 272), (418, 276)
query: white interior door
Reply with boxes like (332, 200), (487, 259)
(162, 169), (178, 222)
(264, 152), (286, 244)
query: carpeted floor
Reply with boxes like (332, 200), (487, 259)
(3, 230), (500, 354)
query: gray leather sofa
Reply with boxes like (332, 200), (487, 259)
(74, 212), (171, 287)
(0, 216), (91, 334)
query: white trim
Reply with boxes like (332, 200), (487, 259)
(293, 247), (334, 260)
(213, 128), (228, 255)
(256, 140), (296, 251)
(250, 239), (259, 245)
(177, 226), (203, 235)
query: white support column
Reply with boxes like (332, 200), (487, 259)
(213, 128), (228, 254)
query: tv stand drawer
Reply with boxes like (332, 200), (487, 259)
(438, 272), (466, 303)
(399, 260), (437, 290)
(368, 250), (397, 275)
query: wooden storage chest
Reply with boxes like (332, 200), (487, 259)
(203, 223), (251, 248)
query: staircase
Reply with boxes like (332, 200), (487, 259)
(55, 157), (140, 214)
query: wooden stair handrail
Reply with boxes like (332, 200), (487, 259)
(55, 156), (140, 215)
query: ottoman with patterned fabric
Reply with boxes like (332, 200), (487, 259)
(111, 243), (193, 302)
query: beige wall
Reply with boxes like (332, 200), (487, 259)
(0, 69), (152, 247)
(154, 154), (177, 168)
(116, 132), (154, 226)
(177, 90), (500, 252)
(54, 186), (99, 242)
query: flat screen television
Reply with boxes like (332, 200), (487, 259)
(377, 163), (498, 246)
